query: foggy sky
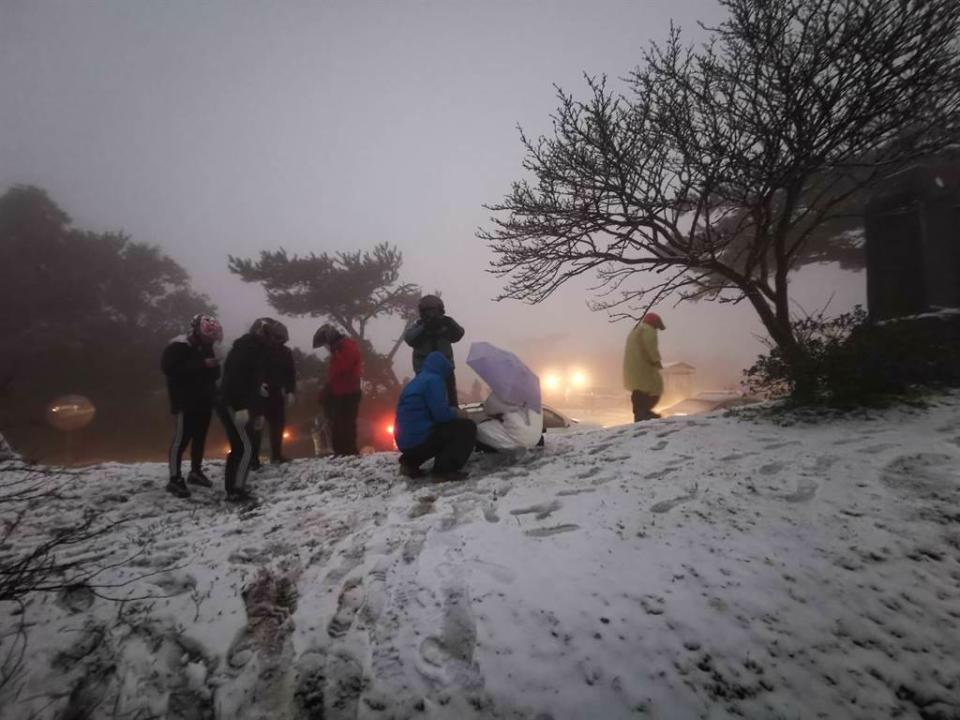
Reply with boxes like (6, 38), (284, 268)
(0, 0), (865, 392)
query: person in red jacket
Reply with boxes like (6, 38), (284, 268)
(313, 324), (363, 456)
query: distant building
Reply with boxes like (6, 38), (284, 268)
(661, 362), (696, 407)
(865, 159), (960, 321)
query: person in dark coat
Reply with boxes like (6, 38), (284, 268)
(217, 318), (271, 502)
(161, 314), (223, 498)
(313, 324), (363, 456)
(249, 320), (296, 464)
(395, 351), (476, 480)
(403, 294), (465, 406)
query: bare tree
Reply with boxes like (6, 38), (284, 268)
(480, 0), (960, 396)
(0, 460), (171, 698)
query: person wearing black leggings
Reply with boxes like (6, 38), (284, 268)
(161, 314), (223, 499)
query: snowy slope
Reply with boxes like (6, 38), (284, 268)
(3, 394), (960, 719)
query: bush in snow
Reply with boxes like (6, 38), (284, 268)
(745, 306), (960, 406)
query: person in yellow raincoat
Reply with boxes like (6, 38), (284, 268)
(623, 312), (666, 421)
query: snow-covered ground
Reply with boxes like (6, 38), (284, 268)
(3, 393), (960, 719)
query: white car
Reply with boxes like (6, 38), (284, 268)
(459, 402), (600, 438)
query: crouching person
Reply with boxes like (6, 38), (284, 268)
(394, 352), (476, 481)
(475, 392), (543, 452)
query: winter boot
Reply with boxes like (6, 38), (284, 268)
(226, 488), (257, 504)
(187, 469), (213, 488)
(431, 468), (469, 482)
(399, 462), (425, 479)
(166, 476), (191, 499)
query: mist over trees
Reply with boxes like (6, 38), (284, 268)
(0, 185), (215, 459)
(481, 0), (960, 397)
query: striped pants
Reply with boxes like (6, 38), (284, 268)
(168, 407), (212, 480)
(216, 404), (253, 494)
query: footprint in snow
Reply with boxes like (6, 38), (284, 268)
(763, 441), (802, 450)
(588, 443), (615, 455)
(576, 466), (602, 480)
(719, 452), (752, 462)
(57, 583), (95, 613)
(416, 585), (482, 690)
(758, 461), (784, 476)
(294, 647), (364, 719)
(556, 487), (597, 497)
(226, 565), (299, 684)
(510, 499), (562, 520)
(882, 453), (960, 498)
(408, 495), (436, 519)
(644, 466), (679, 480)
(525, 524), (580, 537)
(328, 577), (364, 638)
(811, 454), (840, 472)
(650, 440), (669, 451)
(151, 572), (197, 596)
(780, 477), (818, 503)
(358, 563), (389, 628)
(650, 484), (699, 514)
(402, 529), (427, 564)
(857, 443), (898, 454)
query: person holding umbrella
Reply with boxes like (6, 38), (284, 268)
(394, 351), (476, 480)
(466, 341), (543, 452)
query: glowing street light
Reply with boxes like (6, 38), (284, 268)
(46, 395), (95, 465)
(543, 373), (562, 392)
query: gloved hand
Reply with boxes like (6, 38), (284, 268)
(259, 382), (270, 398)
(286, 393), (296, 409)
(234, 408), (250, 426)
(254, 415), (265, 431)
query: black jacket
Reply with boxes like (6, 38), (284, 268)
(265, 344), (296, 396)
(161, 337), (220, 413)
(403, 315), (465, 374)
(220, 334), (267, 412)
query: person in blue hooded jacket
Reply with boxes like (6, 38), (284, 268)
(394, 351), (477, 480)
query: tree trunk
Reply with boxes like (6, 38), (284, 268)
(744, 285), (815, 402)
